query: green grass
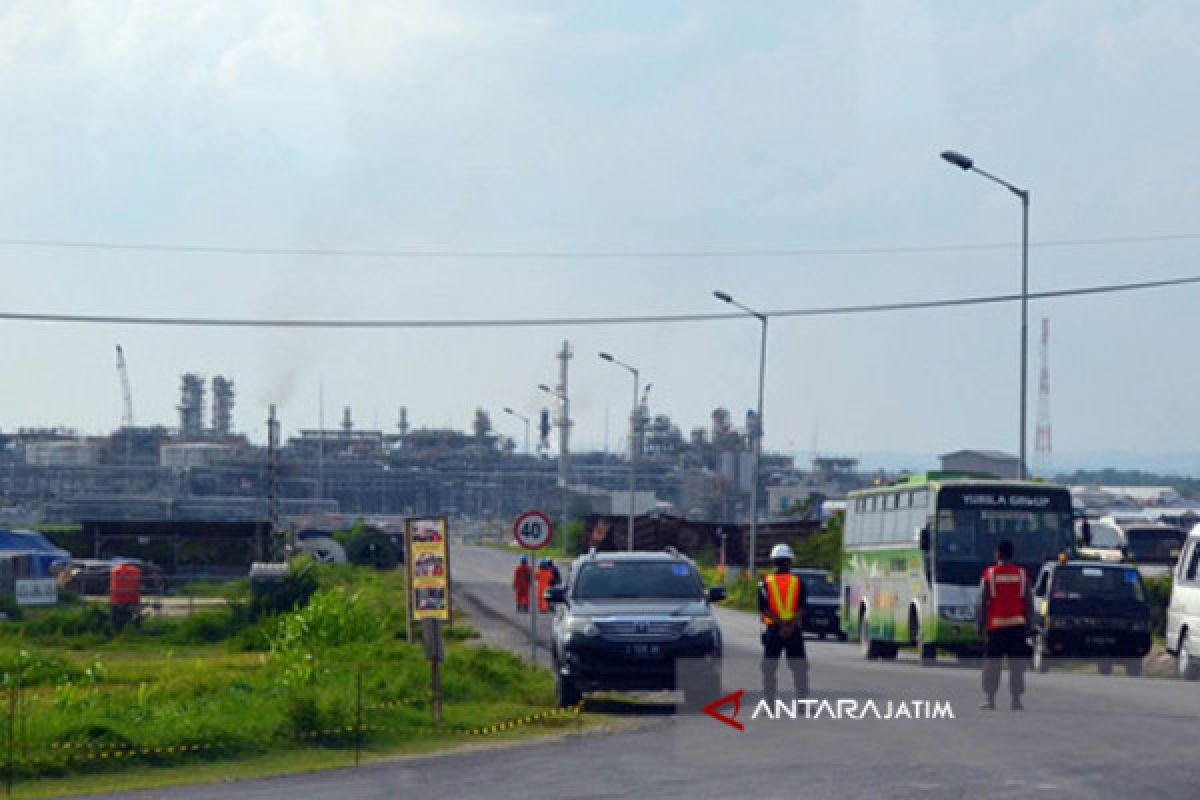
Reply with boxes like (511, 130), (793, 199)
(0, 565), (571, 795)
(698, 566), (758, 613)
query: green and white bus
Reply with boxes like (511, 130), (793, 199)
(841, 473), (1076, 663)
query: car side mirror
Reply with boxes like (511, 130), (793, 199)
(544, 587), (566, 605)
(918, 527), (930, 552)
(707, 586), (727, 603)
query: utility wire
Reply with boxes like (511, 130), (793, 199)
(1, 232), (1199, 259)
(0, 275), (1195, 329)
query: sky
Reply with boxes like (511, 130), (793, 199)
(0, 1), (1197, 470)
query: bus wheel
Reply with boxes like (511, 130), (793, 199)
(911, 609), (935, 666)
(860, 614), (879, 660)
(879, 644), (899, 660)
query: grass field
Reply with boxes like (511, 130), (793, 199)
(0, 563), (579, 797)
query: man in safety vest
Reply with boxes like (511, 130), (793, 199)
(512, 556), (532, 613)
(975, 539), (1033, 711)
(758, 543), (809, 703)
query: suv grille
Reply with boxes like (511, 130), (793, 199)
(594, 618), (688, 642)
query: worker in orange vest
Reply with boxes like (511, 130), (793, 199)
(758, 543), (808, 703)
(976, 539), (1033, 711)
(512, 556), (532, 613)
(535, 559), (555, 613)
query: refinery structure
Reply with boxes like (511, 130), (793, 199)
(0, 356), (831, 528)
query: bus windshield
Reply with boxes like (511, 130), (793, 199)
(934, 509), (1074, 585)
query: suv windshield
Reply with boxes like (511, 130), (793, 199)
(797, 571), (839, 597)
(1124, 528), (1185, 564)
(573, 561), (702, 600)
(1052, 566), (1146, 603)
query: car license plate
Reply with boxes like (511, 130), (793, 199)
(626, 644), (661, 657)
(1085, 635), (1116, 647)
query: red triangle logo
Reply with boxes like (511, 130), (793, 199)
(702, 689), (745, 732)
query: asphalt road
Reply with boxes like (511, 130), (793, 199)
(79, 544), (1200, 800)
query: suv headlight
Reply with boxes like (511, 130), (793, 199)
(564, 616), (598, 637)
(938, 605), (975, 622)
(684, 616), (717, 636)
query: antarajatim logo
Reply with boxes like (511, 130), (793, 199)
(702, 690), (745, 732)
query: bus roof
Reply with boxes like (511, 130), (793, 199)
(847, 473), (1068, 497)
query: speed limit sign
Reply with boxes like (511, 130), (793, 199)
(514, 511), (554, 550)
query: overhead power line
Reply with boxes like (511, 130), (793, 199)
(0, 275), (1195, 329)
(1, 232), (1199, 259)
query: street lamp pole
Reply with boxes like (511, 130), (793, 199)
(503, 407), (531, 455)
(599, 352), (639, 551)
(941, 150), (1030, 479)
(503, 407), (532, 517)
(713, 291), (768, 578)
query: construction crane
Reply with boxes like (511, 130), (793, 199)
(115, 345), (134, 428)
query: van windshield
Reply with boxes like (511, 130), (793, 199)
(1052, 566), (1145, 603)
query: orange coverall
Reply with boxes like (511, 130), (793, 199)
(513, 563), (533, 612)
(535, 565), (554, 613)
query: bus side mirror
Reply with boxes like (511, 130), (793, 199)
(1079, 520), (1092, 547)
(918, 527), (930, 552)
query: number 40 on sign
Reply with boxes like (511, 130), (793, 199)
(514, 511), (553, 550)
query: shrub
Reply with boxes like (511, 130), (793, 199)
(1144, 576), (1172, 637)
(21, 605), (112, 638)
(345, 529), (400, 570)
(250, 558), (318, 619)
(0, 649), (84, 687)
(270, 588), (386, 654)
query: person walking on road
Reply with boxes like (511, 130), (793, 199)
(976, 539), (1033, 711)
(535, 558), (555, 613)
(512, 556), (532, 613)
(759, 543), (809, 703)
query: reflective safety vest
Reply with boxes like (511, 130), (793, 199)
(983, 563), (1028, 631)
(761, 573), (800, 625)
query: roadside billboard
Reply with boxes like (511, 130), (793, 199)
(406, 517), (451, 622)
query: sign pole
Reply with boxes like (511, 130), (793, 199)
(404, 527), (414, 644)
(514, 510), (554, 667)
(530, 566), (538, 665)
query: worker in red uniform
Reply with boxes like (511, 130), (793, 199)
(535, 558), (555, 613)
(758, 543), (808, 703)
(512, 556), (532, 613)
(976, 539), (1033, 711)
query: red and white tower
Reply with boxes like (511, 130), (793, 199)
(1034, 317), (1053, 476)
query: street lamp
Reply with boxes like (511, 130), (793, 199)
(599, 352), (639, 551)
(713, 290), (768, 578)
(502, 407), (530, 455)
(941, 150), (1031, 479)
(503, 407), (531, 520)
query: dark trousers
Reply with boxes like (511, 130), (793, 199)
(982, 626), (1029, 700)
(761, 626), (809, 699)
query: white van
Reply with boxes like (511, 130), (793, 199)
(1165, 524), (1200, 681)
(1079, 516), (1186, 579)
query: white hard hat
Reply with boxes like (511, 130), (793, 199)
(770, 543), (794, 561)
